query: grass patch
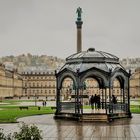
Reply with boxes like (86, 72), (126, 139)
(130, 108), (140, 113)
(83, 105), (91, 109)
(0, 106), (55, 123)
(0, 99), (140, 123)
(0, 100), (55, 123)
(130, 105), (140, 113)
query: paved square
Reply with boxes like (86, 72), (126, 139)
(0, 114), (140, 139)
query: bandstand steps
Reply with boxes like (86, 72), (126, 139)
(80, 114), (108, 122)
(110, 113), (129, 119)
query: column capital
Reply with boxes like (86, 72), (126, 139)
(76, 21), (83, 28)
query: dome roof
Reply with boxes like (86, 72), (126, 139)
(59, 48), (125, 73)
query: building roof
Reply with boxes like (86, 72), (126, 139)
(60, 48), (125, 73)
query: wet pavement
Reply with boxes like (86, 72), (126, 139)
(0, 114), (140, 140)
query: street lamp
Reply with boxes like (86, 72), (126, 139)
(35, 91), (37, 106)
(137, 71), (140, 96)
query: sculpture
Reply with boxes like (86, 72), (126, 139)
(76, 7), (82, 20)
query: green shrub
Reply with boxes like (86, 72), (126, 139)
(13, 123), (42, 140)
(0, 128), (12, 140)
(0, 123), (42, 140)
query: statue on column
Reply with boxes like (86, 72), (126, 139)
(76, 7), (82, 20)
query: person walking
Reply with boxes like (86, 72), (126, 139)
(112, 95), (117, 104)
(90, 95), (95, 110)
(94, 94), (98, 109)
(42, 101), (45, 107)
(112, 95), (117, 111)
(44, 101), (47, 106)
(97, 95), (101, 110)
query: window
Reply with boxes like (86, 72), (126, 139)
(49, 82), (51, 87)
(49, 90), (51, 94)
(28, 83), (31, 87)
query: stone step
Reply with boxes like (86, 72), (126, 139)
(80, 114), (108, 122)
(110, 113), (129, 119)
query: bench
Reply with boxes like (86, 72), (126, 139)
(51, 106), (56, 110)
(19, 106), (29, 110)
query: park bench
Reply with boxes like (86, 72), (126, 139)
(19, 106), (29, 110)
(51, 106), (56, 110)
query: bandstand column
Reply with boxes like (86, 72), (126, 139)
(109, 69), (112, 114)
(56, 89), (61, 113)
(101, 88), (104, 109)
(105, 87), (107, 114)
(55, 70), (61, 114)
(76, 69), (80, 115)
(128, 70), (132, 117)
(122, 88), (125, 103)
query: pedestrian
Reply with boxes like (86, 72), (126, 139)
(112, 95), (117, 104)
(90, 95), (94, 110)
(42, 101), (45, 107)
(44, 101), (47, 106)
(94, 94), (98, 109)
(112, 95), (117, 111)
(97, 95), (101, 110)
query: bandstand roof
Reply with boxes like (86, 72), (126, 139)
(59, 48), (125, 73)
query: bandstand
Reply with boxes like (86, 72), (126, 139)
(54, 8), (131, 122)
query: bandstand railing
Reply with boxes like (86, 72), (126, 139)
(107, 103), (128, 114)
(60, 102), (76, 113)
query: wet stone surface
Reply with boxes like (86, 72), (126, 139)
(0, 114), (140, 139)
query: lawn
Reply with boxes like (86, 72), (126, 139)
(0, 99), (55, 123)
(0, 106), (55, 123)
(0, 99), (140, 123)
(130, 105), (140, 113)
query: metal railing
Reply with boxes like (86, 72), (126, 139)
(107, 103), (128, 114)
(60, 102), (76, 113)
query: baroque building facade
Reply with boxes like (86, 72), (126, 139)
(22, 69), (56, 100)
(0, 63), (140, 99)
(0, 64), (23, 98)
(130, 68), (140, 97)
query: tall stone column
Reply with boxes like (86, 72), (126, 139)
(76, 7), (83, 53)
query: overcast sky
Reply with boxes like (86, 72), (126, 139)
(0, 0), (140, 59)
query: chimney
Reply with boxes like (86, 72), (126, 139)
(76, 7), (83, 53)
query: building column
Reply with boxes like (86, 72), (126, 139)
(75, 7), (83, 53)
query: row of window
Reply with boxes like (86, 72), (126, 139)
(24, 76), (55, 80)
(23, 72), (54, 75)
(25, 82), (56, 87)
(26, 89), (55, 94)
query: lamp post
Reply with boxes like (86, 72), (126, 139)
(35, 91), (37, 106)
(139, 71), (140, 97)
